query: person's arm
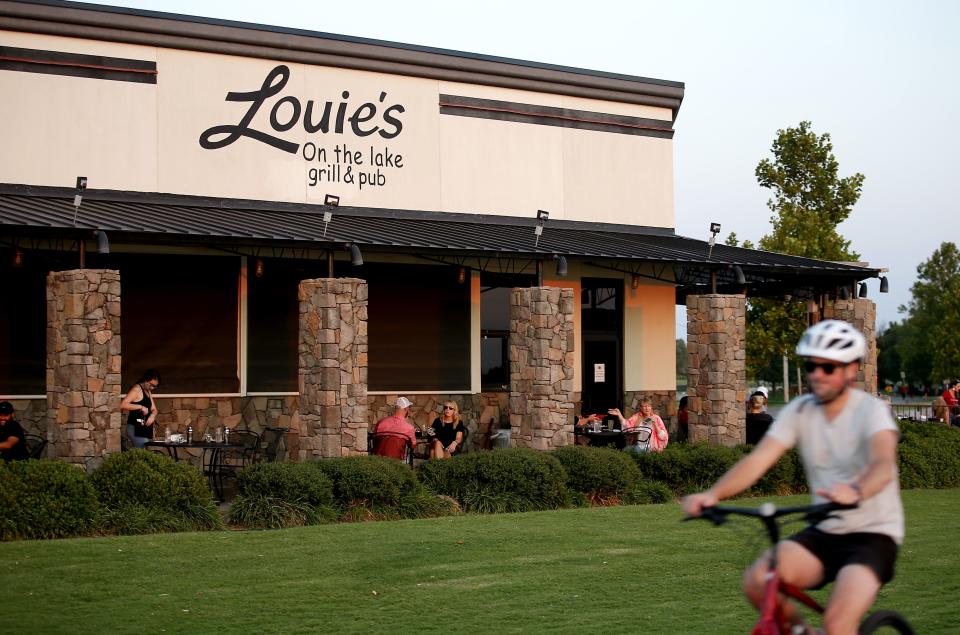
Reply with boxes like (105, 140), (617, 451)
(446, 425), (464, 454)
(0, 435), (19, 450)
(681, 436), (788, 515)
(654, 415), (667, 441)
(816, 429), (899, 505)
(120, 386), (147, 415)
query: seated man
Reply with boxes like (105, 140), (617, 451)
(0, 401), (29, 462)
(371, 397), (417, 460)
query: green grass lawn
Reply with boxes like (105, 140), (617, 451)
(2, 489), (957, 634)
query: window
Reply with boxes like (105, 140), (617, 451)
(480, 272), (535, 392)
(368, 263), (470, 391)
(247, 258), (328, 392)
(93, 253), (241, 394)
(0, 248), (50, 394)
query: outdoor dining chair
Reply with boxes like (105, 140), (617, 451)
(23, 433), (47, 459)
(371, 430), (413, 465)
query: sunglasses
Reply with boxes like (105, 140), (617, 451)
(804, 361), (844, 375)
(443, 405), (455, 410)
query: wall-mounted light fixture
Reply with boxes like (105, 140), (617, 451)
(732, 265), (746, 285)
(322, 193), (339, 237)
(457, 266), (466, 284)
(858, 282), (868, 298)
(631, 274), (640, 290)
(879, 276), (889, 293)
(534, 209), (549, 247)
(94, 229), (109, 254)
(839, 286), (850, 300)
(554, 254), (568, 277)
(707, 222), (721, 260)
(13, 248), (23, 268)
(349, 243), (363, 267)
(254, 258), (265, 278)
(72, 176), (87, 226)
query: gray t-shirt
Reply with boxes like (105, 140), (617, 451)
(766, 388), (904, 544)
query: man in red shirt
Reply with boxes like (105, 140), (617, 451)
(373, 397), (417, 447)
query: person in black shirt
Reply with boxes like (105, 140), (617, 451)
(0, 401), (29, 461)
(745, 394), (773, 445)
(428, 401), (466, 458)
(120, 369), (161, 449)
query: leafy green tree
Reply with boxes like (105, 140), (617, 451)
(876, 321), (904, 387)
(675, 338), (687, 376)
(746, 121), (864, 380)
(897, 242), (960, 385)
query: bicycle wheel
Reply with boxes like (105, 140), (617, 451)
(858, 610), (915, 634)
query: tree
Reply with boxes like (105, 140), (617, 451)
(755, 120), (863, 261)
(676, 338), (687, 376)
(746, 121), (865, 380)
(897, 242), (960, 386)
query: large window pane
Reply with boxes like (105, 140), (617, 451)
(0, 248), (48, 394)
(368, 263), (469, 391)
(93, 253), (240, 394)
(247, 258), (328, 392)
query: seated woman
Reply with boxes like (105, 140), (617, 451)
(429, 401), (466, 459)
(609, 400), (668, 453)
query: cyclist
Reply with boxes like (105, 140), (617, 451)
(682, 320), (903, 635)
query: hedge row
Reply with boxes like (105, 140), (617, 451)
(0, 449), (221, 541)
(4, 421), (958, 540)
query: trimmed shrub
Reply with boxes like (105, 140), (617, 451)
(418, 448), (569, 513)
(230, 461), (337, 528)
(0, 459), (98, 540)
(551, 445), (641, 505)
(624, 479), (674, 505)
(898, 421), (960, 489)
(90, 449), (222, 534)
(306, 456), (453, 521)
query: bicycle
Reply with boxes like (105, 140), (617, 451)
(687, 501), (914, 634)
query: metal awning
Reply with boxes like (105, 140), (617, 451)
(0, 183), (881, 301)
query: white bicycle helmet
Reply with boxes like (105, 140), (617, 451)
(796, 320), (867, 363)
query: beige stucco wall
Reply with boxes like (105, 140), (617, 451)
(0, 30), (674, 228)
(623, 279), (676, 390)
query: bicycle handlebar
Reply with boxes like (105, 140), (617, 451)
(684, 501), (858, 542)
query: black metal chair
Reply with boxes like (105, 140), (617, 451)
(23, 433), (47, 459)
(260, 427), (288, 462)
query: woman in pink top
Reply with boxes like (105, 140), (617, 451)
(609, 400), (668, 452)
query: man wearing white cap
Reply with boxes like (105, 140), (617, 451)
(372, 397), (417, 449)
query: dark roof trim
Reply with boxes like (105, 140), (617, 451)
(0, 1), (685, 118)
(0, 184), (880, 282)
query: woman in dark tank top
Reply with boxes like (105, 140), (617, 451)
(120, 369), (161, 449)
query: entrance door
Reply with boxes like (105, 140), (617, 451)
(583, 336), (620, 416)
(581, 279), (623, 418)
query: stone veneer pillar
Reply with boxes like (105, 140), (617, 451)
(46, 269), (122, 466)
(509, 287), (576, 449)
(298, 278), (368, 459)
(823, 298), (878, 394)
(686, 294), (746, 446)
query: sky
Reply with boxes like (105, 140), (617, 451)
(82, 0), (958, 334)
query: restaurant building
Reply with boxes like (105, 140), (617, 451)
(0, 0), (883, 466)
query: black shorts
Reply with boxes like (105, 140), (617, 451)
(787, 527), (898, 589)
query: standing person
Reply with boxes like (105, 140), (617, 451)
(0, 401), (29, 461)
(745, 393), (774, 445)
(373, 396), (418, 450)
(942, 380), (959, 426)
(120, 369), (160, 449)
(683, 320), (903, 635)
(676, 396), (689, 443)
(429, 400), (466, 459)
(609, 400), (668, 452)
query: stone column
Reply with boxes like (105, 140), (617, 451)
(46, 269), (122, 466)
(298, 278), (368, 459)
(686, 294), (746, 446)
(823, 298), (877, 394)
(509, 287), (576, 449)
